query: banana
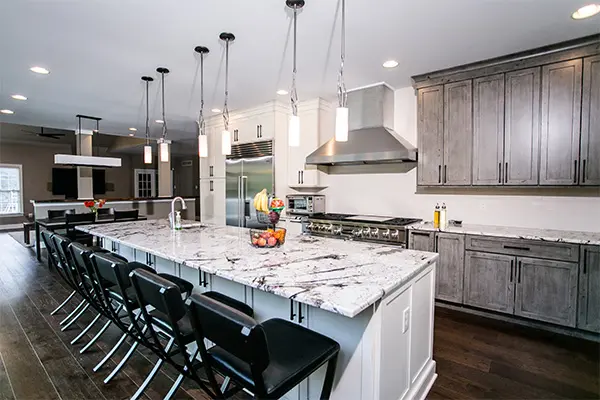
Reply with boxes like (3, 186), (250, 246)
(253, 189), (268, 213)
(262, 192), (268, 213)
(253, 192), (260, 210)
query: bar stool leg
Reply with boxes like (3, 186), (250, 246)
(93, 330), (126, 372)
(71, 312), (102, 344)
(61, 303), (90, 331)
(164, 348), (199, 400)
(320, 356), (338, 400)
(103, 324), (148, 384)
(51, 290), (76, 315)
(59, 299), (86, 325)
(130, 338), (175, 400)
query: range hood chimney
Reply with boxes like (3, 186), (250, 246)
(306, 83), (417, 168)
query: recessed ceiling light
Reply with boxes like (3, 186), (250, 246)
(276, 89), (288, 95)
(0, 109), (15, 115)
(30, 66), (50, 74)
(128, 127), (137, 131)
(129, 133), (135, 137)
(11, 94), (27, 101)
(382, 60), (399, 69)
(155, 119), (164, 124)
(211, 108), (221, 113)
(572, 4), (600, 19)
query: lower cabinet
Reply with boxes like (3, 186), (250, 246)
(578, 245), (600, 333)
(408, 231), (435, 251)
(464, 251), (515, 314)
(435, 233), (465, 303)
(514, 257), (578, 327)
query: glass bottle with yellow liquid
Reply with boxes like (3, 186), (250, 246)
(433, 203), (440, 229)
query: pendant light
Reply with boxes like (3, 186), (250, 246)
(141, 76), (154, 164)
(335, 0), (348, 142)
(287, 0), (304, 147)
(157, 66), (170, 162)
(195, 46), (210, 158)
(220, 32), (235, 156)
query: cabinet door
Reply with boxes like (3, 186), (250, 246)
(540, 59), (582, 185)
(417, 85), (444, 186)
(515, 257), (578, 327)
(464, 251), (515, 314)
(436, 233), (465, 303)
(473, 74), (505, 185)
(443, 80), (473, 185)
(580, 55), (600, 186)
(211, 128), (226, 179)
(199, 180), (214, 222)
(299, 169), (321, 187)
(255, 114), (275, 140)
(578, 246), (600, 332)
(408, 231), (435, 251)
(504, 67), (541, 185)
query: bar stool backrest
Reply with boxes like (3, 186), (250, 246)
(114, 210), (139, 222)
(48, 209), (75, 220)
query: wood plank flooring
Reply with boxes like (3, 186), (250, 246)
(0, 233), (598, 400)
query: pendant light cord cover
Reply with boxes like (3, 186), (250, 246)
(198, 53), (205, 136)
(223, 39), (230, 133)
(337, 0), (347, 108)
(290, 5), (299, 117)
(160, 70), (168, 139)
(145, 79), (150, 145)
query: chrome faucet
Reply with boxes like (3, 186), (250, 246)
(170, 197), (187, 229)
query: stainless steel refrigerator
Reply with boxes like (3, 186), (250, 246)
(225, 141), (274, 228)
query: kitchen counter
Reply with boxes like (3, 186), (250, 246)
(409, 222), (600, 246)
(78, 219), (438, 318)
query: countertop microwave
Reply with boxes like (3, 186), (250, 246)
(286, 195), (325, 215)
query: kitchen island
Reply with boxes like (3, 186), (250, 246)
(78, 219), (439, 400)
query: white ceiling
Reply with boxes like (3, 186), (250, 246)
(0, 0), (598, 141)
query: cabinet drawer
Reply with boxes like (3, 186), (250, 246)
(465, 235), (579, 262)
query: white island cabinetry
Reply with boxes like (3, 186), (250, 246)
(79, 220), (437, 400)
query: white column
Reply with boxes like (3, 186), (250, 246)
(76, 130), (94, 200)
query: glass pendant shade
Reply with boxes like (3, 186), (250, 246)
(335, 107), (349, 142)
(288, 115), (300, 147)
(144, 145), (152, 164)
(221, 130), (232, 155)
(198, 134), (208, 158)
(160, 141), (169, 162)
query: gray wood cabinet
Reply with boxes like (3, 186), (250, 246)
(473, 74), (505, 185)
(580, 55), (600, 186)
(540, 60), (583, 185)
(443, 80), (472, 185)
(578, 246), (600, 333)
(408, 230), (435, 252)
(464, 251), (515, 314)
(504, 68), (541, 185)
(514, 257), (578, 327)
(417, 86), (444, 186)
(436, 233), (465, 303)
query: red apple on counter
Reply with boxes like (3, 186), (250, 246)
(257, 238), (267, 247)
(267, 237), (277, 247)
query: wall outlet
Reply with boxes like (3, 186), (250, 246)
(403, 307), (410, 333)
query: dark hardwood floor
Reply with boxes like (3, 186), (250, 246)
(0, 233), (597, 400)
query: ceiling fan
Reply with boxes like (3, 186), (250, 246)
(21, 127), (67, 140)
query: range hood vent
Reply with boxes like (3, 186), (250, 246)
(306, 83), (417, 167)
(54, 154), (122, 168)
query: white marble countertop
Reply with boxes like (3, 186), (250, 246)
(408, 222), (600, 246)
(78, 219), (438, 318)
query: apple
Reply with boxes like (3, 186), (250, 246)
(252, 238), (259, 246)
(267, 237), (277, 247)
(257, 238), (267, 247)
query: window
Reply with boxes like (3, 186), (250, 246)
(134, 169), (157, 198)
(0, 164), (23, 215)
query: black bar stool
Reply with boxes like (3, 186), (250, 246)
(41, 231), (78, 315)
(65, 212), (96, 245)
(96, 207), (115, 219)
(114, 209), (139, 222)
(128, 268), (255, 400)
(47, 209), (75, 220)
(187, 294), (340, 399)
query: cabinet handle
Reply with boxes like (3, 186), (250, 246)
(301, 171), (304, 184)
(503, 245), (530, 251)
(298, 171), (301, 184)
(583, 250), (587, 274)
(209, 165), (213, 177)
(498, 163), (502, 184)
(435, 235), (439, 252)
(438, 165), (441, 184)
(289, 300), (296, 321)
(574, 160), (578, 183)
(582, 160), (586, 183)
(298, 304), (304, 323)
(210, 181), (214, 191)
(257, 125), (260, 138)
(259, 124), (263, 138)
(517, 261), (522, 283)
(510, 260), (514, 282)
(505, 162), (508, 183)
(203, 272), (209, 287)
(443, 165), (447, 184)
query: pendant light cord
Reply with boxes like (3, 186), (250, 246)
(145, 80), (150, 145)
(160, 71), (168, 139)
(290, 5), (299, 116)
(223, 39), (230, 133)
(337, 0), (347, 108)
(199, 53), (205, 136)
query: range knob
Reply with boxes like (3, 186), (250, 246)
(352, 228), (362, 237)
(318, 224), (326, 231)
(382, 229), (391, 239)
(333, 226), (343, 235)
(370, 227), (379, 238)
(307, 222), (314, 230)
(324, 223), (333, 232)
(390, 229), (400, 239)
(362, 227), (371, 236)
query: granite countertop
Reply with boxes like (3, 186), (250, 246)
(408, 222), (600, 246)
(78, 219), (438, 318)
(32, 197), (197, 204)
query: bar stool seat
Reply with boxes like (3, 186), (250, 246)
(209, 318), (339, 395)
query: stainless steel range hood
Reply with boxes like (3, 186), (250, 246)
(306, 83), (417, 167)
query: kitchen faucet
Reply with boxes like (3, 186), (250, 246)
(170, 197), (187, 229)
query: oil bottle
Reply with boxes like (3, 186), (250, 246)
(433, 203), (440, 229)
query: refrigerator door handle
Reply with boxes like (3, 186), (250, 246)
(241, 176), (249, 220)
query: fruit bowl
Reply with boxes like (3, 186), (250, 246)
(250, 228), (286, 248)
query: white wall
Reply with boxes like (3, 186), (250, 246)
(322, 87), (600, 233)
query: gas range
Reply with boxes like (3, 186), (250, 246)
(307, 213), (422, 246)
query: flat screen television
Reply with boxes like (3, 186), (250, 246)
(52, 168), (107, 197)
